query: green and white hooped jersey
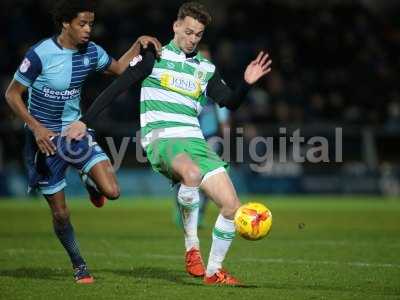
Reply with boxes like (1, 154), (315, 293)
(140, 40), (216, 148)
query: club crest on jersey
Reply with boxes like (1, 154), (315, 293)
(19, 58), (31, 73)
(194, 69), (207, 81)
(160, 73), (201, 98)
(83, 56), (90, 67)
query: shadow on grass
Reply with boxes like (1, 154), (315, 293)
(102, 266), (201, 286)
(0, 266), (259, 289)
(0, 267), (69, 281)
(103, 266), (259, 288)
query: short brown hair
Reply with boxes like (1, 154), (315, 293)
(177, 2), (212, 26)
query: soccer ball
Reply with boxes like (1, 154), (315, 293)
(234, 202), (272, 240)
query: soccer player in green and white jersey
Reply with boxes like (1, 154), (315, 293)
(66, 2), (272, 285)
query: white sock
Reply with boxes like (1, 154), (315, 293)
(177, 184), (200, 251)
(206, 214), (236, 276)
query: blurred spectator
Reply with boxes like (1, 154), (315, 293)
(1, 0), (400, 167)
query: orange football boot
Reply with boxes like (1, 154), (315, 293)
(203, 268), (241, 286)
(74, 264), (94, 284)
(185, 247), (205, 277)
(88, 192), (107, 208)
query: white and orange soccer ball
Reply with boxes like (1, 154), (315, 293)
(234, 202), (272, 240)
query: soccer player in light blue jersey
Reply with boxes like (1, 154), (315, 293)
(4, 0), (161, 283)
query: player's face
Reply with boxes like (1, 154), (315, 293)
(173, 16), (205, 54)
(65, 12), (95, 46)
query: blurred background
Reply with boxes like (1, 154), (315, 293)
(1, 0), (400, 198)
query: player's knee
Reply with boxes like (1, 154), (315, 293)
(52, 210), (70, 225)
(181, 165), (202, 186)
(102, 183), (120, 200)
(177, 184), (200, 208)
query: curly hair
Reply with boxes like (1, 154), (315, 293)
(52, 0), (97, 30)
(177, 2), (212, 26)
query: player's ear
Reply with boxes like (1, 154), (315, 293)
(62, 22), (70, 31)
(173, 20), (180, 34)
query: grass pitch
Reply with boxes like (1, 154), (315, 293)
(0, 196), (399, 300)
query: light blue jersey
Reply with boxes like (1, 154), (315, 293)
(199, 98), (229, 138)
(14, 36), (111, 132)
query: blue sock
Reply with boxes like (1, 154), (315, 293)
(54, 222), (85, 267)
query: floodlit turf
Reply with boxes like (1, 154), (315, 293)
(0, 196), (400, 300)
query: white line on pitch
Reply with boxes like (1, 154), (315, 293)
(147, 254), (400, 269)
(3, 248), (400, 269)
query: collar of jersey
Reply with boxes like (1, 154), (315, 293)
(52, 36), (80, 53)
(167, 40), (202, 63)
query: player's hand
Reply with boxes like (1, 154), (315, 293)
(32, 125), (58, 156)
(137, 35), (162, 57)
(63, 121), (87, 142)
(244, 51), (272, 85)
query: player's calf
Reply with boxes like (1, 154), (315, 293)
(98, 181), (120, 200)
(80, 173), (107, 208)
(80, 172), (119, 208)
(48, 205), (88, 273)
(219, 198), (241, 219)
(200, 170), (241, 219)
(52, 209), (70, 226)
(85, 160), (120, 202)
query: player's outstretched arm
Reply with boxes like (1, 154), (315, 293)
(106, 35), (162, 75)
(64, 46), (157, 140)
(5, 80), (57, 155)
(206, 51), (272, 111)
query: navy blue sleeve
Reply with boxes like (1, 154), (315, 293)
(80, 46), (156, 126)
(13, 49), (43, 87)
(206, 69), (251, 111)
